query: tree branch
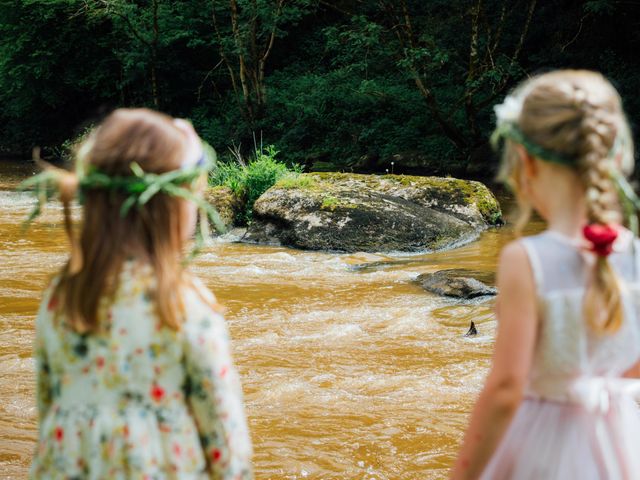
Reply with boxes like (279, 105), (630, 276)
(317, 0), (356, 17)
(211, 0), (240, 98)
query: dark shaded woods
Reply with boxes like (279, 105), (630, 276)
(1, 0), (638, 176)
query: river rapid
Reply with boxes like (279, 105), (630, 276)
(0, 160), (543, 479)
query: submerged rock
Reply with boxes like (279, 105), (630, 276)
(244, 173), (502, 253)
(416, 269), (497, 299)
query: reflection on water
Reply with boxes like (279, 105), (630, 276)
(0, 161), (543, 479)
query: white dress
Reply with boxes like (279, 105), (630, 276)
(481, 230), (640, 480)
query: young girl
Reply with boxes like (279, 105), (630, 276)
(26, 109), (253, 479)
(451, 70), (640, 479)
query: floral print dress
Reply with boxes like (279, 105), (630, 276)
(30, 261), (253, 479)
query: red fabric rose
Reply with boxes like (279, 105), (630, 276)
(583, 224), (619, 257)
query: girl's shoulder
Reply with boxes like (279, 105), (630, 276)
(179, 276), (229, 347)
(497, 233), (573, 297)
(519, 227), (638, 253)
(116, 260), (213, 303)
(185, 275), (218, 304)
(514, 228), (640, 295)
(496, 239), (534, 285)
(181, 274), (225, 321)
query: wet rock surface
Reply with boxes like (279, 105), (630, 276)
(416, 269), (497, 299)
(244, 173), (502, 253)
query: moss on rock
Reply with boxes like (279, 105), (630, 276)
(272, 172), (502, 226)
(205, 186), (243, 230)
(244, 172), (502, 252)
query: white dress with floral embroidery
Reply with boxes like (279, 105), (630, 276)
(30, 261), (253, 480)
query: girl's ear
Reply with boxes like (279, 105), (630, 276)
(516, 144), (538, 179)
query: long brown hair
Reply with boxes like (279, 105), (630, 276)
(499, 70), (634, 333)
(53, 108), (197, 332)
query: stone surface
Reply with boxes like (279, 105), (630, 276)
(244, 172), (502, 253)
(416, 269), (497, 299)
(205, 186), (243, 231)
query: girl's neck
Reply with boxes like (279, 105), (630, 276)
(546, 208), (587, 240)
(536, 173), (587, 241)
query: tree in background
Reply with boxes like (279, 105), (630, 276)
(0, 0), (638, 175)
(0, 0), (116, 151)
(210, 0), (314, 125)
(316, 0), (537, 159)
(78, 0), (164, 108)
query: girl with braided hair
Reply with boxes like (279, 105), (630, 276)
(24, 109), (253, 479)
(451, 70), (640, 479)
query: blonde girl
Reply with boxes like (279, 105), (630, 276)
(451, 70), (640, 479)
(26, 109), (253, 479)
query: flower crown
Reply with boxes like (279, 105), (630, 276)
(19, 141), (225, 264)
(491, 89), (640, 239)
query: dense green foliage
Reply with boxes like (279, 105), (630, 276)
(210, 145), (301, 222)
(1, 0), (639, 175)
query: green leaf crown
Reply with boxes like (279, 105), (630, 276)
(491, 93), (640, 232)
(19, 142), (225, 259)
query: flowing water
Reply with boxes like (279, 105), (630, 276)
(0, 161), (543, 479)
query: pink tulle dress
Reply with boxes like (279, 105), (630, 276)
(481, 230), (640, 480)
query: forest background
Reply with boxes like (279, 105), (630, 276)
(1, 0), (638, 177)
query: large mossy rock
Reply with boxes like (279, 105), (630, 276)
(243, 173), (502, 252)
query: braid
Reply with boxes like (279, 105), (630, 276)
(573, 86), (624, 333)
(500, 71), (633, 334)
(578, 110), (620, 224)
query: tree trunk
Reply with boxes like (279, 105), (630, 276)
(414, 76), (469, 150)
(229, 0), (255, 123)
(464, 0), (482, 142)
(151, 0), (160, 108)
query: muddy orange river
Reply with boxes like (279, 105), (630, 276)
(0, 160), (543, 479)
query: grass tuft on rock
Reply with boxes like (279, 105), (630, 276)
(209, 145), (302, 224)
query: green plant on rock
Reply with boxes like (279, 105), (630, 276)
(209, 145), (302, 224)
(321, 195), (339, 210)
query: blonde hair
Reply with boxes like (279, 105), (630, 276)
(498, 70), (635, 333)
(50, 108), (205, 333)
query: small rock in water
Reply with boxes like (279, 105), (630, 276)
(465, 321), (478, 337)
(416, 269), (497, 299)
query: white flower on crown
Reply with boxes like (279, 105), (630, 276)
(494, 94), (523, 127)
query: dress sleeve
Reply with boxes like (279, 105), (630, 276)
(182, 284), (253, 480)
(34, 287), (54, 422)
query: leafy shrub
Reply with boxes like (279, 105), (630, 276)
(210, 145), (302, 223)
